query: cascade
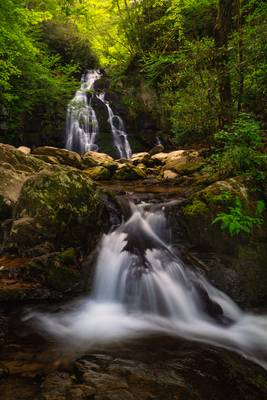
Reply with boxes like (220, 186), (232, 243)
(97, 93), (132, 158)
(65, 70), (132, 158)
(33, 201), (267, 369)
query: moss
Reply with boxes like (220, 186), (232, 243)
(115, 164), (146, 180)
(176, 161), (204, 175)
(183, 199), (208, 216)
(13, 167), (105, 249)
(58, 248), (76, 265)
(84, 166), (111, 180)
(47, 266), (80, 292)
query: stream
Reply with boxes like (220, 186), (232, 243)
(0, 187), (267, 400)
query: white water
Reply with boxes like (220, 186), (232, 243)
(66, 70), (132, 157)
(97, 92), (132, 159)
(33, 203), (267, 369)
(66, 70), (101, 153)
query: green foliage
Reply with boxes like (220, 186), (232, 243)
(213, 113), (266, 175)
(213, 197), (265, 236)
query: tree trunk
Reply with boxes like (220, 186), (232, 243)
(214, 0), (235, 127)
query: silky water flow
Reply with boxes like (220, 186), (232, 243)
(31, 201), (267, 369)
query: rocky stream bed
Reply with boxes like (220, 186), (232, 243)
(0, 143), (267, 399)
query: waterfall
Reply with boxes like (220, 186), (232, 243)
(32, 202), (267, 369)
(65, 70), (132, 158)
(97, 93), (132, 159)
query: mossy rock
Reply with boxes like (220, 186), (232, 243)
(33, 146), (82, 169)
(10, 167), (108, 251)
(82, 151), (118, 171)
(47, 266), (80, 292)
(84, 166), (111, 180)
(115, 164), (146, 180)
(58, 248), (76, 265)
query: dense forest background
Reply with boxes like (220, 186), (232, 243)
(0, 0), (266, 151)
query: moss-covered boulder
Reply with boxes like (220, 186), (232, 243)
(130, 152), (151, 166)
(164, 150), (202, 174)
(179, 177), (267, 306)
(115, 163), (147, 180)
(84, 166), (111, 180)
(33, 146), (82, 169)
(5, 166), (111, 254)
(82, 151), (118, 171)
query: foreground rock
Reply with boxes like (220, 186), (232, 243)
(33, 146), (82, 169)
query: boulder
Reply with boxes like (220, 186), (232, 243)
(163, 170), (178, 181)
(17, 146), (31, 155)
(149, 144), (164, 156)
(4, 166), (112, 254)
(130, 152), (151, 166)
(115, 164), (146, 180)
(82, 151), (118, 171)
(151, 152), (168, 165)
(84, 166), (111, 180)
(33, 146), (82, 169)
(164, 150), (202, 173)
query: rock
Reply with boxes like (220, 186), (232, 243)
(115, 164), (146, 180)
(17, 146), (31, 155)
(39, 372), (73, 400)
(58, 248), (76, 264)
(0, 143), (46, 174)
(82, 151), (118, 171)
(130, 152), (151, 166)
(5, 167), (111, 254)
(164, 150), (202, 173)
(84, 166), (111, 180)
(179, 177), (267, 306)
(151, 152), (168, 165)
(162, 170), (178, 181)
(149, 143), (164, 156)
(0, 144), (47, 219)
(33, 146), (82, 169)
(33, 155), (60, 165)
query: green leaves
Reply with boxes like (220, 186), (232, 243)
(213, 197), (265, 236)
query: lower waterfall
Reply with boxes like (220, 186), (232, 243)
(32, 202), (267, 369)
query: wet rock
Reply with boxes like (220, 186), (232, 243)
(82, 370), (128, 391)
(39, 372), (73, 400)
(115, 164), (146, 180)
(84, 166), (111, 180)
(33, 146), (82, 169)
(67, 385), (96, 400)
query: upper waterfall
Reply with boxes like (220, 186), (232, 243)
(65, 70), (132, 158)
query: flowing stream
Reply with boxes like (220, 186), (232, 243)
(33, 201), (267, 370)
(65, 70), (132, 157)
